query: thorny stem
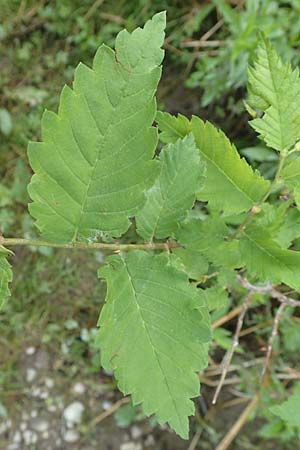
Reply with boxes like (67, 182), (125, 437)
(0, 237), (180, 252)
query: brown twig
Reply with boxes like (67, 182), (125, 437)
(0, 236), (180, 252)
(212, 275), (300, 448)
(211, 305), (243, 329)
(90, 397), (130, 427)
(212, 292), (253, 404)
(187, 430), (202, 450)
(261, 302), (287, 380)
(214, 394), (260, 450)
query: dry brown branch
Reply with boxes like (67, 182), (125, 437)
(187, 430), (202, 450)
(90, 397), (130, 427)
(212, 293), (253, 404)
(211, 305), (243, 329)
(214, 394), (260, 450)
(261, 302), (287, 380)
(181, 40), (225, 48)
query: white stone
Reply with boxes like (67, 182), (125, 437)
(0, 419), (11, 434)
(26, 347), (36, 355)
(42, 430), (49, 439)
(144, 435), (155, 446)
(39, 390), (49, 399)
(130, 426), (142, 440)
(26, 368), (37, 383)
(72, 382), (86, 395)
(102, 400), (112, 411)
(31, 387), (41, 397)
(45, 378), (54, 389)
(12, 431), (22, 443)
(20, 422), (27, 431)
(48, 405), (57, 413)
(63, 402), (84, 425)
(31, 410), (38, 418)
(120, 443), (142, 450)
(63, 429), (80, 443)
(23, 430), (38, 445)
(32, 419), (49, 432)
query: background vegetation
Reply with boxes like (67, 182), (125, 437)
(1, 1), (300, 449)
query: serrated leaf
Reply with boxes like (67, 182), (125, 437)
(240, 225), (300, 290)
(275, 208), (300, 248)
(248, 35), (300, 151)
(28, 13), (166, 243)
(270, 392), (300, 428)
(175, 216), (228, 253)
(97, 250), (211, 439)
(156, 112), (269, 214)
(170, 248), (209, 280)
(281, 159), (300, 210)
(136, 135), (204, 240)
(175, 216), (242, 270)
(197, 286), (229, 312)
(156, 111), (191, 144)
(0, 253), (12, 310)
(191, 116), (269, 214)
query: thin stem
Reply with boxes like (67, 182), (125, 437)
(0, 237), (180, 252)
(212, 292), (253, 404)
(261, 149), (287, 203)
(231, 150), (288, 240)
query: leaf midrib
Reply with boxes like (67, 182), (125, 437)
(121, 255), (185, 433)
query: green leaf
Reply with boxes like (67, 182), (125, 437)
(0, 252), (12, 310)
(156, 111), (191, 144)
(275, 208), (300, 248)
(28, 13), (166, 243)
(170, 248), (209, 280)
(97, 250), (211, 439)
(248, 35), (300, 151)
(136, 135), (204, 240)
(240, 225), (300, 290)
(191, 116), (269, 214)
(156, 112), (270, 214)
(198, 286), (229, 312)
(0, 108), (13, 136)
(270, 392), (300, 428)
(176, 216), (228, 253)
(281, 159), (300, 209)
(175, 216), (242, 270)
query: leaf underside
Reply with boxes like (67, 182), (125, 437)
(28, 13), (166, 243)
(97, 250), (211, 439)
(136, 135), (204, 240)
(156, 112), (269, 215)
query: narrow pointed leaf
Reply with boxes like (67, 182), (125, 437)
(0, 251), (12, 310)
(240, 225), (300, 290)
(136, 135), (205, 240)
(191, 117), (269, 214)
(97, 250), (211, 439)
(248, 35), (300, 151)
(28, 13), (166, 243)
